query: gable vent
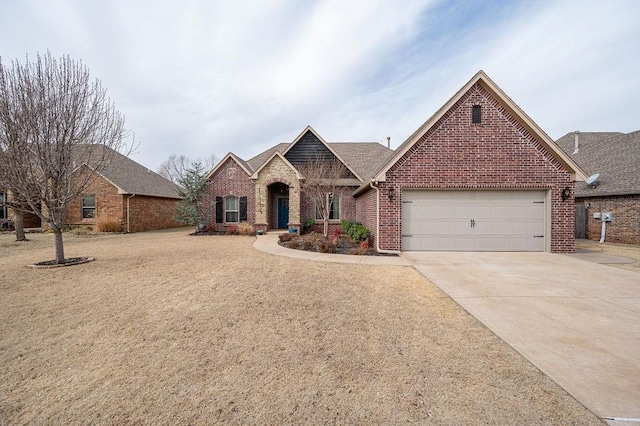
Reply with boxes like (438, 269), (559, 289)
(472, 105), (482, 124)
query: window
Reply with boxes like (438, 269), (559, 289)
(0, 192), (6, 220)
(82, 195), (96, 219)
(315, 193), (340, 220)
(472, 105), (482, 124)
(225, 196), (238, 223)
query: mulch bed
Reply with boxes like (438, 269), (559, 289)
(28, 256), (95, 269)
(278, 232), (395, 256)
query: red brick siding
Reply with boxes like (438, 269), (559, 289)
(66, 174), (124, 227)
(382, 83), (575, 253)
(206, 158), (255, 232)
(579, 195), (640, 245)
(65, 174), (180, 232)
(355, 187), (378, 246)
(127, 195), (181, 232)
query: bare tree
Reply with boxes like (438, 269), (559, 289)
(298, 156), (347, 237)
(0, 52), (132, 264)
(158, 154), (217, 184)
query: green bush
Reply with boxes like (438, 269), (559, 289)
(341, 220), (370, 242)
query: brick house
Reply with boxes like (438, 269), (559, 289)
(205, 127), (394, 234)
(207, 71), (586, 253)
(3, 147), (182, 233)
(557, 131), (640, 245)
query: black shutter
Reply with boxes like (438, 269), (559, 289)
(215, 196), (223, 223)
(240, 196), (247, 222)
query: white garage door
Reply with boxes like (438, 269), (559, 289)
(402, 190), (546, 251)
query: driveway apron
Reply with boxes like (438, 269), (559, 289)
(403, 251), (640, 422)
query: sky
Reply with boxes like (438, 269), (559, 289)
(1, 0), (638, 171)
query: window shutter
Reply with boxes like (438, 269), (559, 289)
(240, 196), (247, 222)
(215, 196), (223, 223)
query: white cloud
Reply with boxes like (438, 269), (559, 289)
(1, 0), (639, 169)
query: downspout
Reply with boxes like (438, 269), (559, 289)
(127, 194), (136, 233)
(369, 181), (401, 255)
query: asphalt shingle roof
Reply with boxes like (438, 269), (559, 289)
(556, 131), (640, 197)
(245, 141), (393, 184)
(80, 145), (182, 199)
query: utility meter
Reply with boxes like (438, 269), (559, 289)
(602, 212), (613, 222)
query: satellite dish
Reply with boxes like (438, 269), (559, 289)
(586, 173), (600, 188)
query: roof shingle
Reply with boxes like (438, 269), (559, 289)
(556, 131), (640, 197)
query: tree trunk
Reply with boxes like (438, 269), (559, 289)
(14, 209), (26, 241)
(53, 227), (65, 264)
(323, 217), (329, 237)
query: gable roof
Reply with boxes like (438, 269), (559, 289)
(205, 152), (253, 180)
(360, 70), (587, 194)
(250, 151), (303, 180)
(242, 128), (393, 184)
(79, 145), (181, 199)
(282, 126), (363, 181)
(556, 131), (640, 197)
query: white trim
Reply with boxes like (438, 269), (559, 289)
(205, 153), (253, 180)
(371, 70), (587, 184)
(250, 151), (303, 180)
(282, 125), (363, 181)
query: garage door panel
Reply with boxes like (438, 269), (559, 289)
(402, 190), (546, 252)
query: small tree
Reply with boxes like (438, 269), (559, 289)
(158, 154), (217, 184)
(174, 162), (213, 232)
(0, 52), (132, 264)
(298, 156), (347, 237)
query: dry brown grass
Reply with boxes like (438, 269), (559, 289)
(576, 238), (640, 273)
(96, 217), (122, 233)
(0, 229), (603, 425)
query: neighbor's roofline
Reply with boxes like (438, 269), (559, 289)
(370, 70), (588, 185)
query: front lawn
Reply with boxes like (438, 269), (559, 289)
(0, 229), (601, 424)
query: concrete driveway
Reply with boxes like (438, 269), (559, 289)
(403, 251), (640, 424)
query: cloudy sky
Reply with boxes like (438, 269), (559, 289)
(1, 0), (638, 171)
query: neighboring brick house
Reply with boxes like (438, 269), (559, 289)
(205, 127), (393, 234)
(557, 131), (640, 245)
(64, 147), (182, 232)
(207, 71), (585, 253)
(3, 147), (182, 233)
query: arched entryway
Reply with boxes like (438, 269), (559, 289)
(268, 182), (289, 229)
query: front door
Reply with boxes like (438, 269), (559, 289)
(277, 198), (289, 229)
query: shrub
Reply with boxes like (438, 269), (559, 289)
(342, 221), (370, 242)
(317, 237), (336, 254)
(304, 218), (316, 228)
(96, 217), (122, 233)
(303, 238), (315, 251)
(279, 233), (294, 243)
(341, 220), (356, 234)
(226, 226), (239, 235)
(287, 239), (300, 249)
(237, 222), (255, 236)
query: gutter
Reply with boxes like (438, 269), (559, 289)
(369, 181), (401, 255)
(127, 194), (136, 233)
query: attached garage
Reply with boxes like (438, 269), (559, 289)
(401, 190), (547, 251)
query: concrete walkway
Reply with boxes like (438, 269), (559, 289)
(253, 233), (411, 266)
(254, 234), (640, 424)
